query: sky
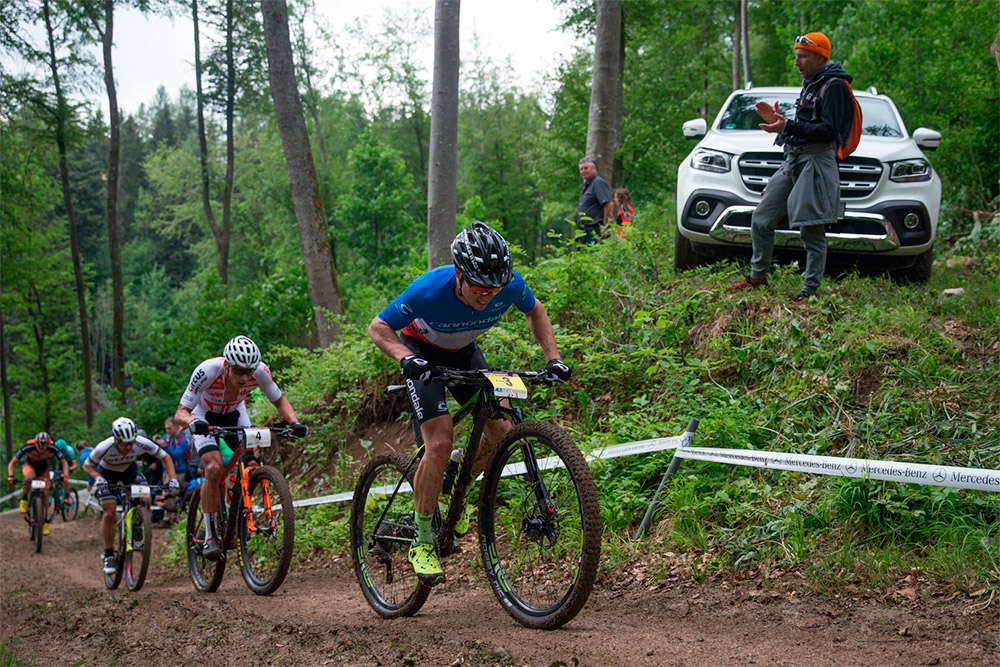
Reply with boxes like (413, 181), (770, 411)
(72, 0), (582, 116)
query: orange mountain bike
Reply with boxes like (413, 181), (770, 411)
(185, 425), (297, 595)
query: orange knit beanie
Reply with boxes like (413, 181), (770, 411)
(793, 32), (831, 60)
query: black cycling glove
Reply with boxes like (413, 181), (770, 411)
(542, 358), (572, 384)
(189, 419), (210, 436)
(400, 354), (433, 383)
(290, 422), (308, 438)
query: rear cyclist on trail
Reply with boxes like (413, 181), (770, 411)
(83, 417), (180, 574)
(6, 432), (70, 537)
(172, 335), (307, 560)
(367, 221), (572, 585)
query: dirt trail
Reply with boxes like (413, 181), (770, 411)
(1, 510), (996, 666)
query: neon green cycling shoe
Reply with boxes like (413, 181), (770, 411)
(408, 543), (445, 586)
(439, 495), (474, 537)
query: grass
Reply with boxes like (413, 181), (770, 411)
(162, 215), (1000, 598)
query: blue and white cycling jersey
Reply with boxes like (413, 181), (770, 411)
(378, 265), (536, 351)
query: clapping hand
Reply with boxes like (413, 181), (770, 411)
(756, 100), (785, 132)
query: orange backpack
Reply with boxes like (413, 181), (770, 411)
(823, 79), (863, 160)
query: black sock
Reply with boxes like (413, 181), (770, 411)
(103, 548), (114, 557)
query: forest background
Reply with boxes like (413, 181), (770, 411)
(1, 0), (999, 587)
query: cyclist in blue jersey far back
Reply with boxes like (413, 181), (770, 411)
(368, 221), (572, 585)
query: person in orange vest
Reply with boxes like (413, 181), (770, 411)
(613, 188), (633, 239)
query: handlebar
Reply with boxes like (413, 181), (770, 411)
(387, 367), (546, 394)
(201, 425), (302, 439)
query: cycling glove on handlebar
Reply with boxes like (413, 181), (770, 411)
(542, 358), (572, 384)
(189, 419), (210, 436)
(290, 422), (308, 438)
(400, 354), (433, 383)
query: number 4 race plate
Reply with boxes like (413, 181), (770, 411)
(484, 371), (528, 399)
(245, 428), (271, 448)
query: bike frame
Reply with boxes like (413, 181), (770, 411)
(373, 370), (553, 555)
(207, 431), (275, 544)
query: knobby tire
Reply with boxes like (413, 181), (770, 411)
(238, 466), (294, 595)
(31, 493), (44, 554)
(186, 486), (226, 592)
(59, 488), (79, 521)
(351, 451), (430, 618)
(125, 505), (153, 591)
(479, 421), (602, 629)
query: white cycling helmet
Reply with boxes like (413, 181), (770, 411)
(223, 335), (261, 370)
(111, 417), (137, 443)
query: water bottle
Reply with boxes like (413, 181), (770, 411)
(441, 448), (463, 496)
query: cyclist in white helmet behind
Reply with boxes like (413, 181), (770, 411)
(173, 335), (307, 560)
(83, 417), (181, 574)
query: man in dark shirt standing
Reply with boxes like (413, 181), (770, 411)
(729, 31), (855, 305)
(576, 157), (613, 244)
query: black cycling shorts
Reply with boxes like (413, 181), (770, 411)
(195, 410), (241, 455)
(94, 463), (147, 503)
(401, 334), (488, 425)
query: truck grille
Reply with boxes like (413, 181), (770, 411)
(738, 152), (883, 199)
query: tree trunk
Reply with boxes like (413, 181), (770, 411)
(43, 0), (94, 426)
(219, 0), (235, 286)
(0, 297), (12, 461)
(192, 0), (224, 284)
(95, 0), (125, 395)
(427, 0), (460, 268)
(612, 9), (625, 187)
(732, 0), (741, 90)
(740, 0), (750, 87)
(28, 287), (52, 430)
(260, 0), (343, 345)
(585, 0), (622, 182)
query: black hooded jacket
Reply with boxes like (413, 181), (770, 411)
(778, 63), (854, 150)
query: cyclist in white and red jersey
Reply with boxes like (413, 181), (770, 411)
(173, 335), (307, 560)
(368, 221), (571, 584)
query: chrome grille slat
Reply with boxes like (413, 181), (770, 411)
(737, 152), (883, 198)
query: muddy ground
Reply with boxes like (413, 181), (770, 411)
(2, 509), (997, 666)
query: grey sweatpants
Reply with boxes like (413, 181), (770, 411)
(750, 144), (840, 293)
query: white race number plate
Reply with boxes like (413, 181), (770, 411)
(31, 480), (46, 490)
(245, 428), (271, 448)
(131, 484), (151, 498)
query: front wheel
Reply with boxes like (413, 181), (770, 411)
(124, 505), (153, 591)
(105, 505), (124, 590)
(350, 452), (430, 618)
(238, 466), (294, 595)
(60, 488), (79, 521)
(31, 493), (45, 554)
(186, 487), (226, 592)
(479, 421), (602, 629)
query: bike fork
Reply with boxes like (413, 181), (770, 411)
(520, 442), (556, 515)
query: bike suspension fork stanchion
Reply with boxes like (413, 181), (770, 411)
(520, 441), (556, 514)
(241, 466), (258, 534)
(634, 419), (699, 540)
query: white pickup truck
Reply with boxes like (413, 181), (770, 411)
(675, 86), (941, 282)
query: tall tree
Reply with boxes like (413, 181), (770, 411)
(739, 0), (750, 87)
(84, 0), (125, 394)
(732, 0), (741, 90)
(260, 0), (343, 345)
(41, 0), (94, 425)
(0, 295), (11, 460)
(585, 0), (622, 182)
(191, 0), (226, 283)
(427, 0), (460, 268)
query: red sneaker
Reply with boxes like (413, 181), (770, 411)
(790, 289), (814, 306)
(728, 275), (767, 291)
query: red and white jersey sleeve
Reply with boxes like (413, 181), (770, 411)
(179, 357), (282, 416)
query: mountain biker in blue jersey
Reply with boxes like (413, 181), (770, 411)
(367, 221), (572, 585)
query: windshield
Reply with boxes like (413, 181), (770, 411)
(718, 93), (903, 137)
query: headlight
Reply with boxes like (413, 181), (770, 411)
(690, 148), (732, 173)
(889, 158), (932, 182)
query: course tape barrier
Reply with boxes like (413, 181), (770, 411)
(675, 447), (1000, 493)
(279, 432), (999, 511)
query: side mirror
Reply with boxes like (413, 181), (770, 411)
(912, 127), (941, 152)
(682, 118), (707, 140)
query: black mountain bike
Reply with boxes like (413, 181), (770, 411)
(185, 426), (297, 595)
(350, 367), (602, 629)
(12, 477), (49, 553)
(103, 481), (162, 591)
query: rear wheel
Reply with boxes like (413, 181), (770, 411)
(31, 493), (44, 553)
(350, 452), (430, 618)
(186, 487), (226, 592)
(238, 466), (294, 595)
(479, 421), (602, 629)
(124, 505), (153, 591)
(59, 489), (79, 521)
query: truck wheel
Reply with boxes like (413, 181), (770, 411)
(891, 246), (933, 283)
(674, 227), (702, 271)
